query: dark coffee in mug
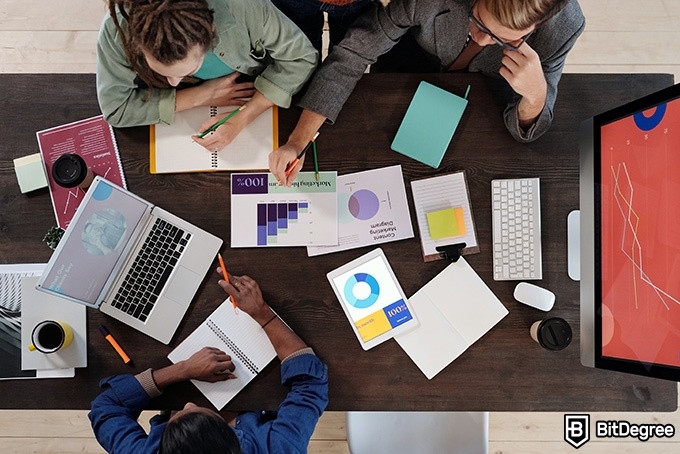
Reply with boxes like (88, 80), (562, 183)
(37, 322), (64, 350)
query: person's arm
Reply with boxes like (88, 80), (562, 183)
(269, 109), (326, 186)
(502, 5), (585, 143)
(217, 273), (307, 359)
(88, 349), (236, 453)
(216, 271), (328, 453)
(96, 14), (176, 127)
(192, 91), (274, 153)
(271, 0), (418, 184)
(238, 0), (318, 109)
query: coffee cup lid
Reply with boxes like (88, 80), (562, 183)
(538, 317), (572, 351)
(52, 153), (87, 188)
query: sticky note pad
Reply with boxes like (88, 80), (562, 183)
(391, 81), (468, 168)
(427, 207), (466, 240)
(13, 153), (48, 193)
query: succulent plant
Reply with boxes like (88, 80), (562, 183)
(43, 226), (65, 250)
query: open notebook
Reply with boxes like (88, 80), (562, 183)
(150, 106), (277, 173)
(168, 301), (276, 409)
(395, 258), (508, 379)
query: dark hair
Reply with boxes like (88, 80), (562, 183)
(108, 0), (216, 89)
(159, 411), (242, 454)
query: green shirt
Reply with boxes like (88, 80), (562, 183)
(193, 52), (235, 80)
(96, 0), (318, 127)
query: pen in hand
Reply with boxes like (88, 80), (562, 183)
(218, 253), (238, 314)
(197, 104), (246, 139)
(98, 324), (131, 364)
(284, 132), (320, 179)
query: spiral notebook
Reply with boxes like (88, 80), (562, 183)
(168, 301), (276, 409)
(150, 105), (277, 173)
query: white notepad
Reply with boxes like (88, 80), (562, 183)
(168, 301), (276, 409)
(395, 258), (508, 379)
(411, 171), (479, 261)
(150, 106), (277, 173)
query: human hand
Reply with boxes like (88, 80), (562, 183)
(192, 110), (244, 152)
(269, 143), (305, 186)
(181, 346), (236, 382)
(216, 270), (273, 324)
(499, 42), (547, 122)
(199, 72), (255, 107)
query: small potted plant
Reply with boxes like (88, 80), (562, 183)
(43, 226), (65, 250)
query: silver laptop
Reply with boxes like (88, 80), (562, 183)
(36, 176), (222, 344)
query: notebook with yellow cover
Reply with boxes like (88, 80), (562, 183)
(391, 81), (468, 168)
(150, 105), (278, 174)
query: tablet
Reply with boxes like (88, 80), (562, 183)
(327, 248), (419, 350)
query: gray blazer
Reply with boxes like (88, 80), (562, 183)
(299, 0), (585, 142)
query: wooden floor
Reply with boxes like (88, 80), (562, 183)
(2, 1), (680, 452)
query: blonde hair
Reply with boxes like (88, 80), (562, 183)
(481, 0), (568, 30)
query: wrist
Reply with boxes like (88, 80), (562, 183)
(252, 305), (276, 326)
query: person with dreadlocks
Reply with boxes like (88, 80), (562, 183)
(96, 0), (317, 153)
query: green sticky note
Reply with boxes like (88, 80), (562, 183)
(427, 207), (466, 240)
(391, 81), (468, 168)
(13, 153), (48, 193)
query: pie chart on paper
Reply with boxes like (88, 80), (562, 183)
(348, 189), (380, 220)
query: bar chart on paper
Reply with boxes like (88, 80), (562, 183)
(231, 172), (338, 247)
(256, 201), (311, 245)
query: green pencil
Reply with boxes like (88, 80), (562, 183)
(312, 140), (319, 180)
(197, 104), (246, 139)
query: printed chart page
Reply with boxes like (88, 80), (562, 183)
(308, 165), (414, 256)
(231, 172), (338, 247)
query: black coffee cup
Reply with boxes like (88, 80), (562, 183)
(530, 317), (572, 351)
(52, 153), (94, 189)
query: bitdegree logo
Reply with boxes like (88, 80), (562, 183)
(596, 420), (675, 442)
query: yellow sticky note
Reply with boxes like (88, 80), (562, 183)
(426, 207), (466, 240)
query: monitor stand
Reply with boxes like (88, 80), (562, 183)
(567, 210), (580, 281)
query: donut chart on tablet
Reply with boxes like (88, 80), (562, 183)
(343, 272), (380, 309)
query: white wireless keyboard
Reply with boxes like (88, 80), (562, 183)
(491, 178), (542, 280)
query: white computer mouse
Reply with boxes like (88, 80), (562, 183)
(513, 282), (555, 311)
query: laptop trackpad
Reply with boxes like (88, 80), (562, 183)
(164, 266), (200, 305)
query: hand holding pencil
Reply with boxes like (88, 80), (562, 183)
(192, 105), (246, 153)
(216, 271), (275, 325)
(217, 253), (238, 314)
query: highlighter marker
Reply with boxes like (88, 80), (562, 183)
(99, 325), (132, 364)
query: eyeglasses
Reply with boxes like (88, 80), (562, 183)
(468, 11), (534, 52)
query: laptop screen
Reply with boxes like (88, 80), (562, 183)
(41, 179), (147, 304)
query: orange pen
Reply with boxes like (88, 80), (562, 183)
(98, 325), (131, 364)
(218, 253), (238, 312)
(284, 132), (320, 179)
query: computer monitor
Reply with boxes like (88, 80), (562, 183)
(580, 82), (680, 381)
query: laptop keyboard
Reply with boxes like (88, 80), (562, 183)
(111, 218), (191, 322)
(491, 178), (542, 280)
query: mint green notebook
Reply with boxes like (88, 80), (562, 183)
(391, 81), (468, 169)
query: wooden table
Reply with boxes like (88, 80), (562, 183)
(0, 73), (676, 412)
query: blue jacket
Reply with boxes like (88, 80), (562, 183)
(89, 353), (329, 453)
